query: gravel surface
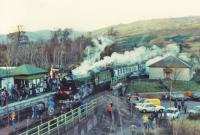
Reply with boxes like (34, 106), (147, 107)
(88, 94), (200, 135)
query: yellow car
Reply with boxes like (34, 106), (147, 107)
(143, 98), (161, 106)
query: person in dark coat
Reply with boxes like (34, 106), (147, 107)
(181, 99), (185, 110)
(32, 106), (37, 120)
(184, 104), (187, 114)
(148, 114), (154, 129)
(178, 102), (181, 112)
(174, 99), (178, 108)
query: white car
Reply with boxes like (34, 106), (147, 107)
(135, 103), (165, 113)
(164, 108), (180, 120)
(188, 106), (200, 115)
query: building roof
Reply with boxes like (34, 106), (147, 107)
(0, 69), (6, 78)
(11, 64), (47, 76)
(149, 56), (192, 68)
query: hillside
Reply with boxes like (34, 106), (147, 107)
(92, 16), (200, 53)
(0, 30), (83, 43)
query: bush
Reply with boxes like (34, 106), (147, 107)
(160, 120), (200, 135)
(188, 113), (200, 120)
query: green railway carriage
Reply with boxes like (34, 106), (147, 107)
(55, 63), (147, 101)
(93, 69), (112, 85)
(89, 67), (112, 91)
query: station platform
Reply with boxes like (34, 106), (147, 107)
(0, 92), (56, 117)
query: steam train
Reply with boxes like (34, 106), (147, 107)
(54, 63), (147, 102)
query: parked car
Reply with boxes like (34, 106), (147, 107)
(127, 95), (141, 106)
(163, 108), (180, 120)
(168, 92), (190, 101)
(135, 103), (165, 113)
(191, 93), (200, 101)
(188, 106), (200, 116)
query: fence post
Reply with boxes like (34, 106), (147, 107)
(57, 117), (59, 135)
(64, 113), (66, 124)
(48, 121), (50, 135)
(86, 102), (88, 118)
(37, 125), (40, 135)
(72, 110), (74, 126)
(64, 113), (68, 132)
(78, 107), (81, 122)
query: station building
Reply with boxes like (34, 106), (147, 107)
(148, 56), (193, 81)
(0, 64), (47, 94)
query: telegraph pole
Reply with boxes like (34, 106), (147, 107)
(170, 79), (172, 107)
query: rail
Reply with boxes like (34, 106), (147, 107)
(19, 97), (101, 135)
(0, 92), (56, 117)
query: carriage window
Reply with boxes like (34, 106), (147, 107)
(133, 66), (135, 71)
(119, 69), (122, 75)
(131, 67), (133, 72)
(135, 66), (138, 71)
(114, 70), (117, 76)
(123, 68), (126, 74)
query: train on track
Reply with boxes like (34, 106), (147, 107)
(54, 63), (148, 102)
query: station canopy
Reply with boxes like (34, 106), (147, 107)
(11, 64), (48, 80)
(0, 68), (6, 78)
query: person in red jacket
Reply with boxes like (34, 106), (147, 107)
(106, 103), (113, 119)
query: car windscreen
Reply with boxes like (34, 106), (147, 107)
(193, 93), (200, 97)
(167, 110), (176, 113)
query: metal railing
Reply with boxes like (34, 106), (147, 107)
(0, 92), (56, 117)
(19, 97), (100, 135)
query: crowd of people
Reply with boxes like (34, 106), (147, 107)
(174, 99), (187, 113)
(142, 113), (159, 131)
(9, 98), (56, 131)
(106, 97), (189, 134)
(0, 75), (61, 107)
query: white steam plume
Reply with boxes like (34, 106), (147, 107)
(73, 36), (113, 76)
(73, 42), (180, 76)
(146, 44), (180, 66)
(178, 53), (191, 62)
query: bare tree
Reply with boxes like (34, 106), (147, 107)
(0, 27), (94, 69)
(172, 68), (182, 83)
(107, 27), (118, 37)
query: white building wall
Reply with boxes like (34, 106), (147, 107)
(149, 68), (165, 80)
(149, 67), (192, 81)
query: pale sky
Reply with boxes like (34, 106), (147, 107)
(1, 0), (200, 34)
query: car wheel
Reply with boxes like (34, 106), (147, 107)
(142, 110), (147, 113)
(159, 109), (163, 113)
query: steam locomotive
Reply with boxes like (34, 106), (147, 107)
(54, 63), (147, 102)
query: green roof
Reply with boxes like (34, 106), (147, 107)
(0, 69), (6, 78)
(12, 64), (47, 76)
